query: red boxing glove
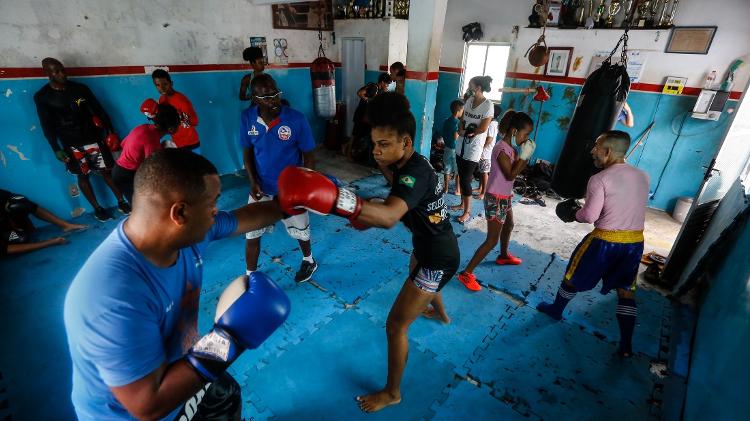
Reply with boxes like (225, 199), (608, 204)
(141, 98), (158, 119)
(91, 115), (104, 128)
(105, 133), (121, 152)
(278, 167), (362, 220)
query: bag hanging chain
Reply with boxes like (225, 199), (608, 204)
(318, 28), (326, 58)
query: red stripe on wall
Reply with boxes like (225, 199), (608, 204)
(506, 71), (742, 100)
(0, 62), (341, 79)
(438, 66), (463, 73)
(405, 70), (439, 81)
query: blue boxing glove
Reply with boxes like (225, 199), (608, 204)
(186, 272), (291, 381)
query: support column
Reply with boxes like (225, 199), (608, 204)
(405, 0), (448, 158)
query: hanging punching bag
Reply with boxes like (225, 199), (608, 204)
(551, 58), (630, 198)
(311, 57), (336, 119)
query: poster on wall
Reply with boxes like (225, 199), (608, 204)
(587, 50), (648, 83)
(249, 37), (269, 65)
(272, 0), (333, 31)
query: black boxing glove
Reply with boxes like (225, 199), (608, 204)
(555, 199), (581, 223)
(465, 123), (478, 138)
(6, 195), (38, 217)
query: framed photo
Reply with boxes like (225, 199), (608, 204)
(665, 26), (717, 54)
(272, 0), (333, 31)
(545, 47), (573, 77)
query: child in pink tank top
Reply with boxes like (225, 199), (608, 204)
(456, 111), (537, 291)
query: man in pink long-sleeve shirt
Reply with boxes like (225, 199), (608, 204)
(538, 130), (649, 357)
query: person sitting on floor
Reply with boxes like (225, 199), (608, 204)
(1, 188), (87, 256)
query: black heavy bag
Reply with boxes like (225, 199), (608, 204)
(551, 61), (630, 198)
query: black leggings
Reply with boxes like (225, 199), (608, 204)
(111, 164), (137, 205)
(456, 156), (478, 197)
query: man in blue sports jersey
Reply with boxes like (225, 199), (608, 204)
(64, 149), (291, 420)
(240, 74), (318, 283)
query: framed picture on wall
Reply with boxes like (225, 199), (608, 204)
(665, 26), (717, 54)
(545, 47), (573, 77)
(272, 0), (333, 31)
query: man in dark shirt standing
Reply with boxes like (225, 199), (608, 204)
(34, 57), (128, 222)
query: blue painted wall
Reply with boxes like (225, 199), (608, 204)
(683, 200), (750, 420)
(405, 79), (438, 158)
(431, 73), (737, 212)
(0, 67), (337, 219)
(434, 71), (462, 134)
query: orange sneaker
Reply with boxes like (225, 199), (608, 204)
(495, 253), (522, 265)
(457, 272), (482, 291)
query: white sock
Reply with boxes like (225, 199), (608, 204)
(246, 269), (254, 276)
(302, 255), (314, 264)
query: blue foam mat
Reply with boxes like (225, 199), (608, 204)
(243, 310), (457, 420)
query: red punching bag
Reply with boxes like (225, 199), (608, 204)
(311, 57), (336, 119)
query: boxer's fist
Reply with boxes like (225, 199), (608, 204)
(140, 98), (158, 119)
(465, 123), (478, 138)
(555, 198), (581, 223)
(105, 133), (121, 152)
(278, 166), (362, 220)
(519, 139), (536, 161)
(91, 115), (104, 129)
(187, 272), (290, 381)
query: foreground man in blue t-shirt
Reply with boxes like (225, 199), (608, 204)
(64, 149), (291, 421)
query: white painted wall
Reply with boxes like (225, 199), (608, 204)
(334, 19), (390, 71)
(440, 0), (750, 89)
(387, 19), (409, 66)
(407, 0), (447, 71)
(0, 0), (337, 67)
(334, 18), (409, 70)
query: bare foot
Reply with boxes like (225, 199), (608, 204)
(422, 307), (451, 324)
(474, 194), (485, 200)
(457, 213), (471, 224)
(63, 223), (88, 233)
(356, 390), (401, 413)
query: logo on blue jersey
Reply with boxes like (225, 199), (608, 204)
(278, 125), (292, 141)
(248, 125), (259, 136)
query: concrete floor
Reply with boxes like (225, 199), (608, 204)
(0, 152), (687, 420)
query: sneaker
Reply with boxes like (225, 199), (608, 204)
(495, 253), (522, 265)
(536, 302), (563, 321)
(457, 272), (482, 291)
(295, 259), (318, 283)
(94, 207), (113, 222)
(117, 200), (131, 215)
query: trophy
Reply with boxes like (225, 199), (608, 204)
(657, 0), (670, 27)
(636, 0), (651, 27)
(575, 0), (586, 26)
(621, 0), (635, 27)
(605, 0), (622, 27)
(593, 0), (606, 26)
(647, 0), (661, 27)
(667, 0), (679, 26)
